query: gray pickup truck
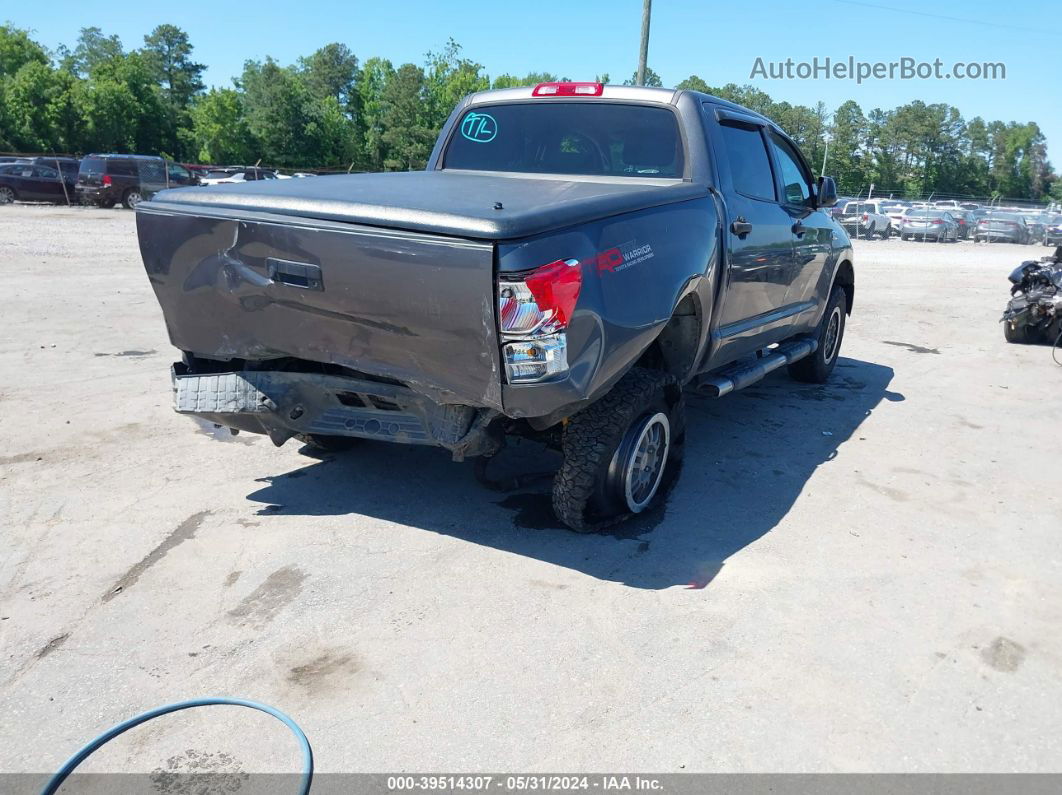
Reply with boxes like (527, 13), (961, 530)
(137, 82), (854, 531)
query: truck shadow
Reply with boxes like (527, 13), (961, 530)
(246, 357), (901, 590)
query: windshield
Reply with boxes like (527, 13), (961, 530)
(443, 102), (684, 178)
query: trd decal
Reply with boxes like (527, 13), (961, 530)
(585, 242), (656, 274)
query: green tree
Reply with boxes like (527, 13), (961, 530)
(357, 57), (394, 170)
(143, 25), (204, 109)
(299, 43), (359, 111)
(191, 87), (255, 163)
(61, 27), (124, 76)
(424, 39), (488, 130)
(380, 63), (434, 170)
(0, 24), (49, 76)
(675, 74), (710, 92)
(623, 67), (662, 87)
(490, 71), (560, 89)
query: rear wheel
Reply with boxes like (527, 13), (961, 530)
(552, 367), (684, 532)
(0, 186), (15, 204)
(789, 285), (847, 384)
(122, 189), (142, 209)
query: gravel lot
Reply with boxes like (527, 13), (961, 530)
(1, 203), (1060, 778)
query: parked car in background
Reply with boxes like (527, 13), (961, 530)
(950, 209), (974, 239)
(76, 154), (173, 209)
(200, 167), (278, 186)
(1041, 214), (1062, 246)
(167, 161), (200, 187)
(1021, 213), (1046, 243)
(899, 208), (960, 241)
(0, 162), (74, 204)
(291, 172), (317, 178)
(973, 212), (1030, 244)
(25, 156), (80, 186)
(838, 199), (890, 238)
(198, 169), (242, 186)
(878, 200), (909, 236)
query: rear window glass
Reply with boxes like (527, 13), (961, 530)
(443, 102), (684, 178)
(80, 157), (105, 176)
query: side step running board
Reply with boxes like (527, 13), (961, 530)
(695, 335), (818, 397)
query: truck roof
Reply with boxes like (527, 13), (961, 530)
(465, 84), (777, 129)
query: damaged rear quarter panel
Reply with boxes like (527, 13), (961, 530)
(137, 205), (503, 410)
(497, 198), (719, 419)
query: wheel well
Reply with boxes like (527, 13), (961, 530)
(635, 293), (701, 380)
(834, 260), (854, 314)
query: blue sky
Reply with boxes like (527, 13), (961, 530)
(9, 0), (1061, 158)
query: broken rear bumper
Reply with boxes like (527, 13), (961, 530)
(172, 364), (499, 459)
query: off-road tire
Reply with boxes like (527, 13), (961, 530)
(1003, 320), (1041, 344)
(552, 367), (684, 532)
(789, 285), (847, 384)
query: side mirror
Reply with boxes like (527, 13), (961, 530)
(817, 176), (838, 208)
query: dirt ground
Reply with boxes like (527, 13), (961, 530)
(1, 203), (1060, 778)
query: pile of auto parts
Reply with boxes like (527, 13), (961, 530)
(1001, 247), (1062, 361)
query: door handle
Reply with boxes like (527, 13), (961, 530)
(730, 218), (753, 238)
(792, 221), (806, 237)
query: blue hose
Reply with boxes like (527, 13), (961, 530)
(41, 697), (313, 795)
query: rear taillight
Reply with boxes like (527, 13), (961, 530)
(102, 175), (112, 186)
(932, 219), (943, 225)
(532, 82), (604, 97)
(978, 219), (989, 225)
(862, 213), (868, 222)
(498, 259), (581, 383)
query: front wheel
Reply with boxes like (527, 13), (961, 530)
(789, 285), (847, 384)
(552, 368), (684, 532)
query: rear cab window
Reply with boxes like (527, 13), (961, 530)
(442, 102), (684, 178)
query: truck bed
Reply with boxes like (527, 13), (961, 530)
(146, 170), (705, 240)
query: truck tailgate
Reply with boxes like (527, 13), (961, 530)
(137, 204), (503, 410)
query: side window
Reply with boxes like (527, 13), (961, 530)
(34, 166), (59, 179)
(769, 133), (813, 207)
(168, 163), (189, 180)
(718, 122), (775, 201)
(109, 160), (138, 178)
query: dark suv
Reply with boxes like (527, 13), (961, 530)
(76, 154), (198, 209)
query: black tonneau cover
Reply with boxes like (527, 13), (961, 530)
(148, 170), (706, 240)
